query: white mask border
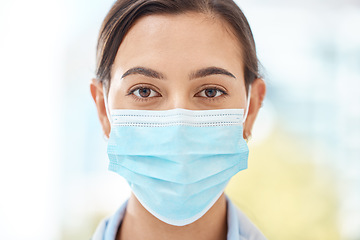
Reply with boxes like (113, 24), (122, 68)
(104, 84), (251, 125)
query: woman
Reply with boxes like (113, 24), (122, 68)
(90, 0), (266, 239)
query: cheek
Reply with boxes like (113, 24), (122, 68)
(108, 81), (129, 109)
(227, 84), (248, 109)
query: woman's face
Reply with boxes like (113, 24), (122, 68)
(107, 13), (247, 111)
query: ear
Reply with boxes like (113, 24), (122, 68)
(90, 79), (111, 138)
(243, 78), (266, 140)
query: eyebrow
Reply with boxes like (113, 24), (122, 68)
(189, 67), (236, 80)
(121, 67), (165, 80)
(121, 66), (236, 80)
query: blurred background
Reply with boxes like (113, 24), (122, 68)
(0, 0), (359, 239)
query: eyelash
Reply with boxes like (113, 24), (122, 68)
(196, 86), (228, 101)
(126, 84), (228, 102)
(126, 84), (161, 102)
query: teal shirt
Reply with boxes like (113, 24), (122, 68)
(92, 196), (267, 240)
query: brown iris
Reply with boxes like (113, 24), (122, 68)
(139, 88), (151, 97)
(205, 89), (217, 98)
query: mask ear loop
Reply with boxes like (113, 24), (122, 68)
(242, 85), (251, 124)
(103, 84), (113, 125)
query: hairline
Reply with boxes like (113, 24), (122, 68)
(96, 0), (259, 95)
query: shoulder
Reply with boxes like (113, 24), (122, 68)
(227, 196), (267, 240)
(91, 217), (109, 240)
(91, 200), (128, 240)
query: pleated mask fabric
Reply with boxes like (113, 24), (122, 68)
(107, 108), (249, 226)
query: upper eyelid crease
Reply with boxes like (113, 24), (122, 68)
(127, 84), (161, 94)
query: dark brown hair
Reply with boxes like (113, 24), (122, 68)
(96, 0), (260, 92)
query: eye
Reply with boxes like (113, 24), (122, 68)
(195, 88), (226, 98)
(130, 87), (161, 98)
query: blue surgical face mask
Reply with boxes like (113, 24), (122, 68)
(104, 86), (251, 226)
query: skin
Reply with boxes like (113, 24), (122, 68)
(91, 12), (266, 240)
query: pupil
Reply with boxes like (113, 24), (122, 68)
(139, 88), (151, 97)
(205, 89), (217, 98)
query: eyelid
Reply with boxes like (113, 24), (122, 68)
(194, 85), (228, 97)
(127, 84), (161, 96)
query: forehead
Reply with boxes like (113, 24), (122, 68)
(112, 12), (244, 77)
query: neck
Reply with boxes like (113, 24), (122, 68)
(117, 193), (228, 240)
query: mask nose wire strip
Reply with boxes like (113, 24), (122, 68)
(103, 84), (113, 125)
(242, 85), (251, 124)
